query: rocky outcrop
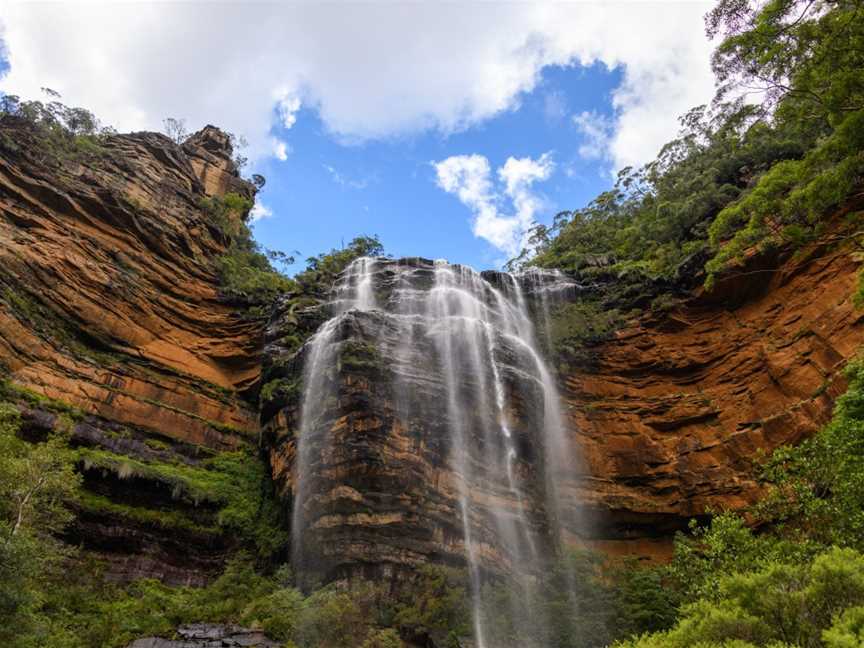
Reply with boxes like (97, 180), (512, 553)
(263, 233), (864, 579)
(566, 232), (864, 559)
(0, 119), (260, 446)
(126, 624), (280, 648)
(0, 116), (263, 582)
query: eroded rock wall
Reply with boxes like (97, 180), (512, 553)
(0, 119), (263, 583)
(264, 235), (864, 578)
(567, 235), (864, 559)
(3, 111), (862, 586)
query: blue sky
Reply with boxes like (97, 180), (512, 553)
(0, 2), (715, 275)
(251, 63), (623, 271)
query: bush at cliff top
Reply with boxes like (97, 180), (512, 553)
(0, 89), (114, 163)
(294, 235), (384, 297)
(201, 192), (297, 315)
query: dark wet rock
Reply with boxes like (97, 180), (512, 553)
(126, 624), (280, 648)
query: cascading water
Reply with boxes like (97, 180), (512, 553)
(290, 256), (583, 646)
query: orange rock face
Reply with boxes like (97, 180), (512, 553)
(2, 113), (862, 582)
(0, 121), (260, 448)
(0, 119), (263, 583)
(564, 237), (864, 558)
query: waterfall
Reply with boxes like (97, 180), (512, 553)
(290, 256), (583, 646)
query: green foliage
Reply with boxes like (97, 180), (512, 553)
(199, 192), (254, 240)
(617, 547), (864, 648)
(706, 110), (864, 286)
(3, 547), (394, 648)
(0, 404), (80, 540)
(295, 235), (384, 297)
(0, 380), (85, 421)
(854, 263), (864, 309)
(199, 192), (297, 316)
(525, 100), (805, 282)
(477, 549), (677, 648)
(549, 301), (622, 358)
(47, 557), (284, 647)
(824, 605), (864, 648)
(665, 512), (810, 603)
(361, 628), (402, 648)
(293, 586), (372, 648)
(0, 88), (113, 163)
(205, 451), (289, 558)
(392, 565), (470, 647)
(614, 347), (864, 646)
(339, 339), (382, 372)
(753, 356), (864, 550)
(0, 403), (82, 647)
(76, 447), (288, 558)
(76, 491), (218, 535)
(611, 559), (681, 639)
(215, 246), (296, 314)
(259, 377), (302, 405)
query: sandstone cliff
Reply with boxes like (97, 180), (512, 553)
(1, 114), (862, 586)
(566, 231), (864, 559)
(0, 117), (264, 583)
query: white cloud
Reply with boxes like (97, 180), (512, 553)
(499, 153), (554, 230)
(434, 152), (553, 257)
(249, 202), (273, 222)
(0, 2), (715, 168)
(573, 110), (615, 160)
(323, 164), (370, 190)
(271, 138), (290, 161)
(276, 93), (301, 129)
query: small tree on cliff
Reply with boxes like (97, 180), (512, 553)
(162, 117), (188, 144)
(0, 402), (81, 643)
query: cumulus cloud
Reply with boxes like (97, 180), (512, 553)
(573, 110), (615, 160)
(276, 93), (301, 130)
(434, 152), (553, 257)
(0, 2), (714, 168)
(271, 138), (290, 161)
(249, 201), (273, 222)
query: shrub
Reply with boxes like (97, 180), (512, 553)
(616, 547), (864, 648)
(361, 629), (402, 648)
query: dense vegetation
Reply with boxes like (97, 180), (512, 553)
(202, 191), (296, 317)
(0, 88), (115, 163)
(521, 0), (863, 293)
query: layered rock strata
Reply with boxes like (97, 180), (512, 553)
(0, 118), (262, 583)
(567, 234), (864, 558)
(3, 112), (863, 584)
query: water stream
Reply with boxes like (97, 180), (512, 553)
(291, 256), (581, 646)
